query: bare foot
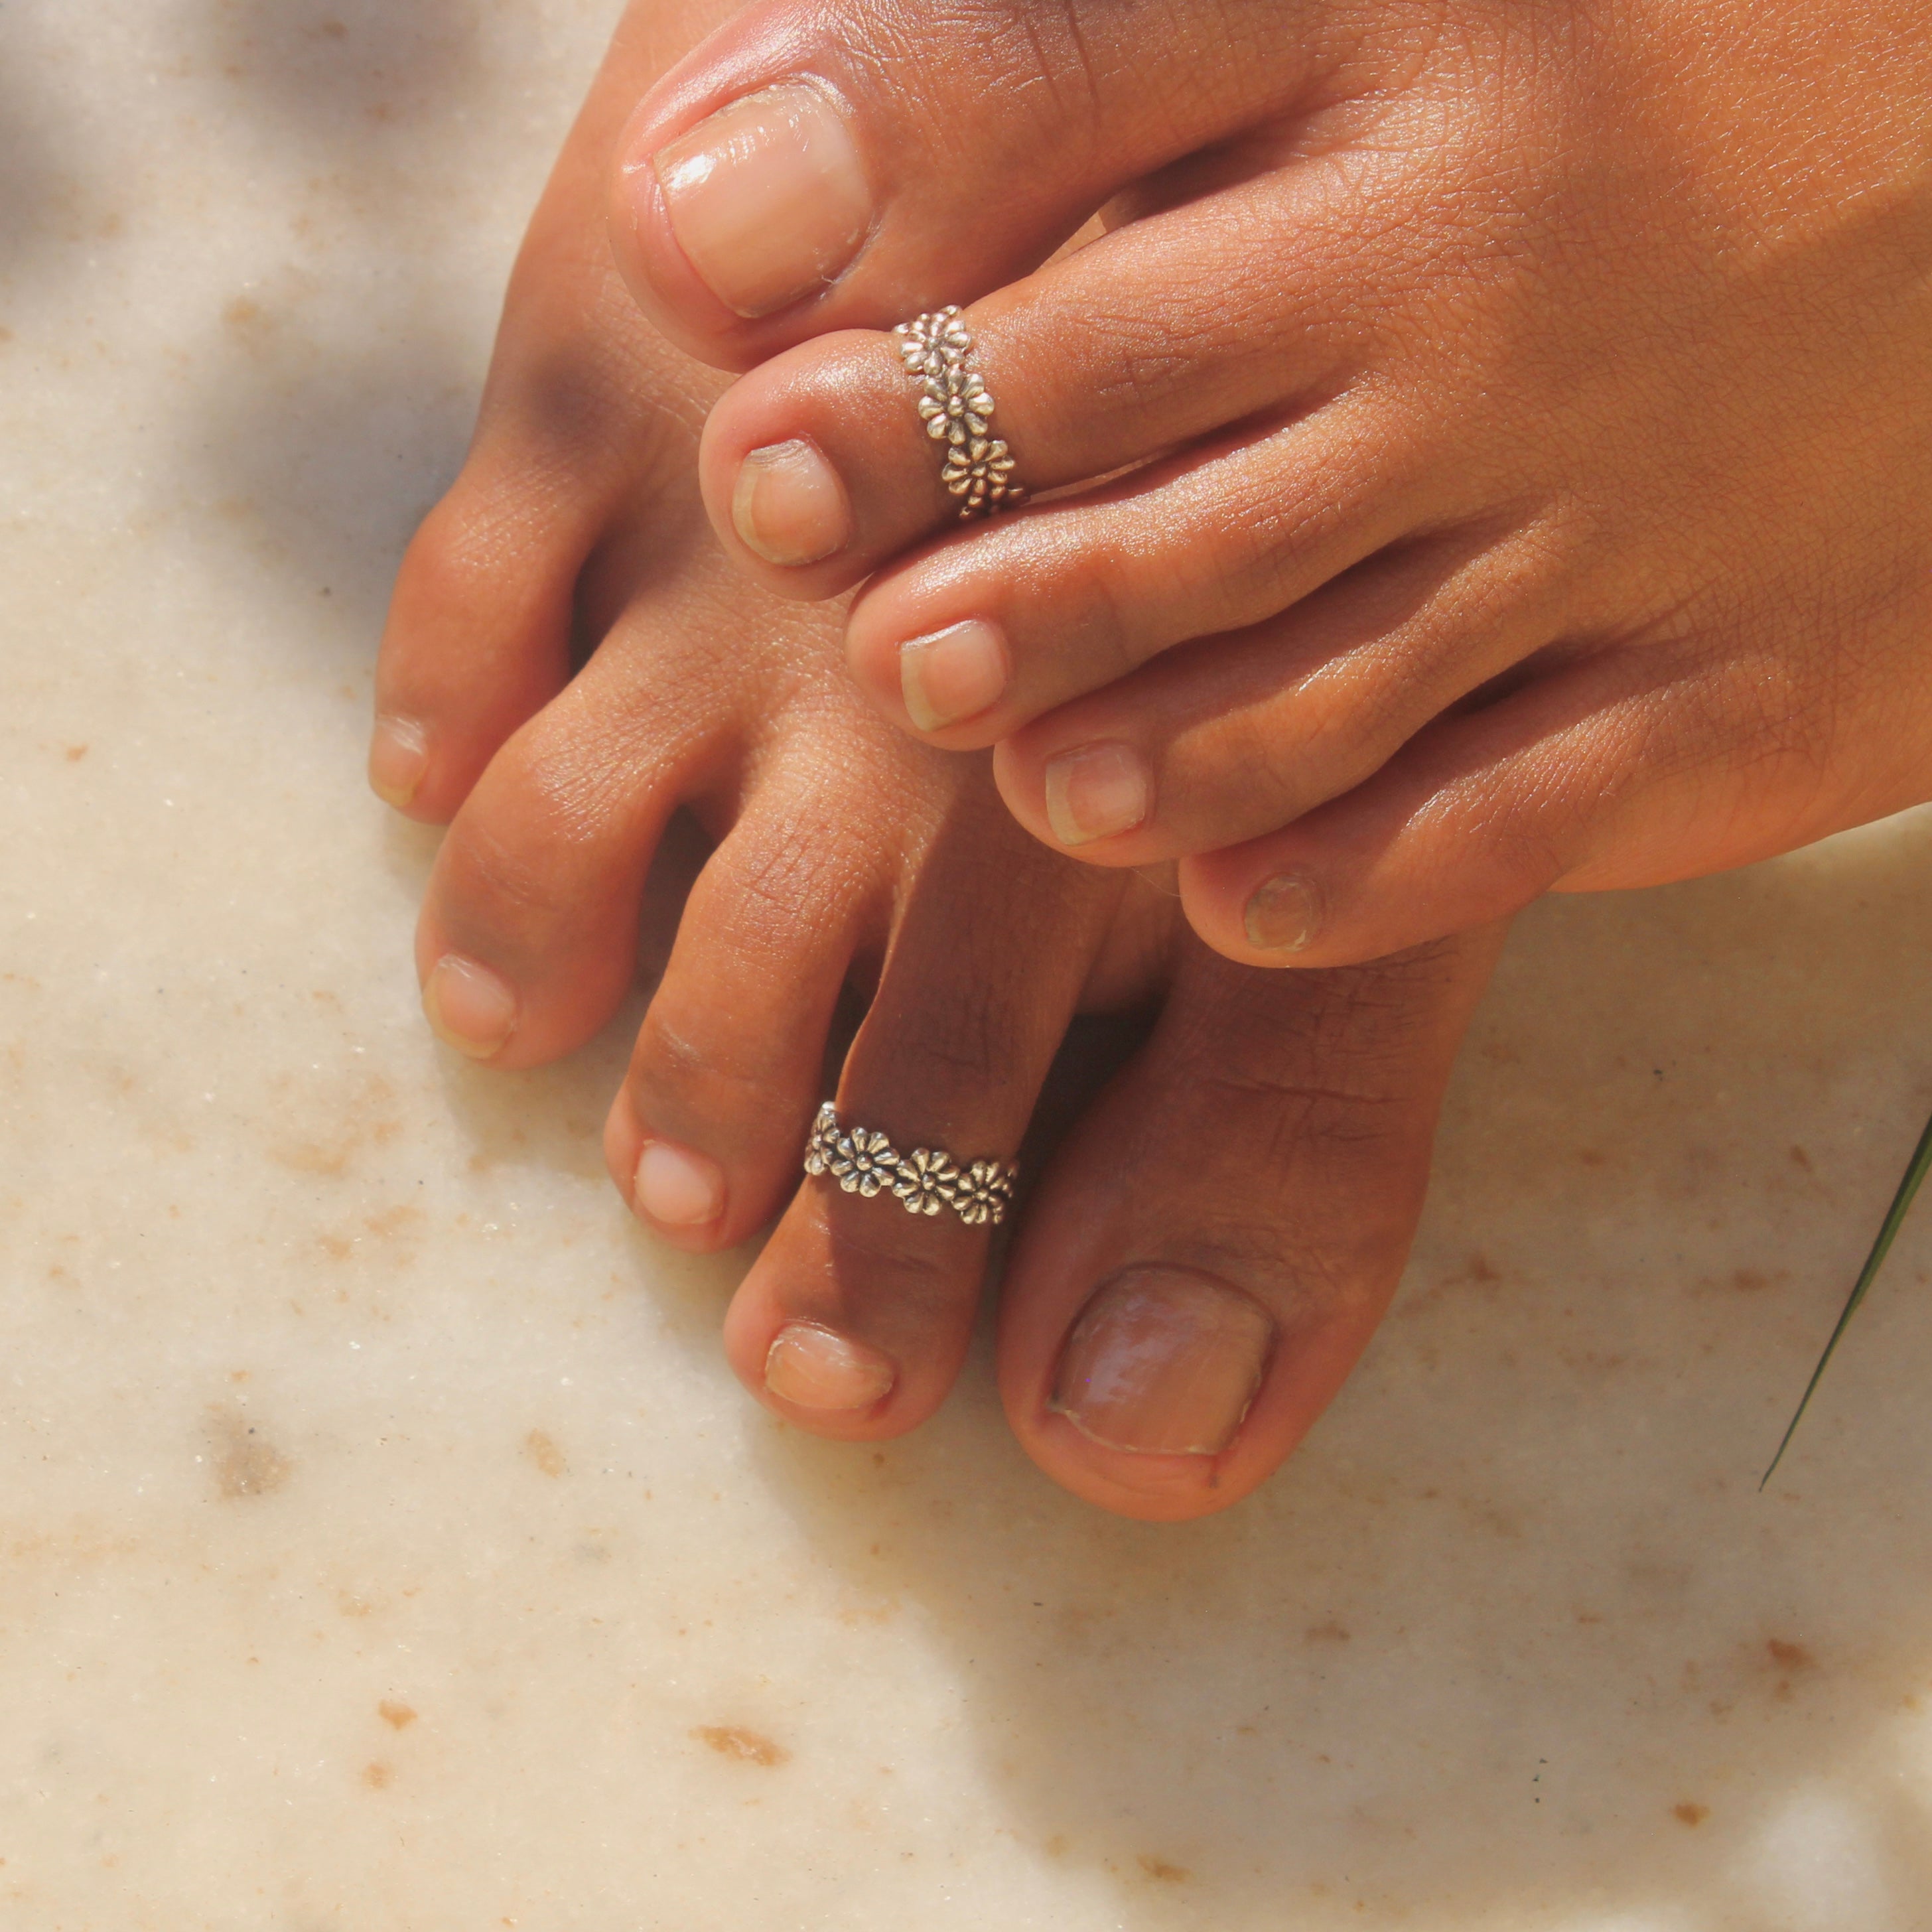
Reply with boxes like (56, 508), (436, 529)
(609, 0), (1932, 969)
(373, 1), (1505, 1521)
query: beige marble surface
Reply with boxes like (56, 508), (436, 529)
(7, 3), (1932, 1927)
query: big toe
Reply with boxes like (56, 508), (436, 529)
(999, 926), (1507, 1521)
(606, 0), (1332, 368)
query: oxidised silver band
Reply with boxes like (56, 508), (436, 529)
(891, 306), (1027, 520)
(803, 1102), (1017, 1227)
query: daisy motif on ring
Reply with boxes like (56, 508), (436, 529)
(830, 1125), (901, 1198)
(802, 1101), (841, 1177)
(949, 1158), (1014, 1227)
(892, 1146), (960, 1217)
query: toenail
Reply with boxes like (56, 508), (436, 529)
(1043, 742), (1151, 847)
(898, 619), (1010, 732)
(368, 715), (428, 809)
(649, 82), (871, 319)
(1244, 872), (1323, 953)
(633, 1138), (726, 1229)
(731, 439), (851, 566)
(1051, 1269), (1275, 1456)
(421, 954), (516, 1060)
(764, 1322), (896, 1412)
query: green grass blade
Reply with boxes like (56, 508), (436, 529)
(1761, 1103), (1932, 1489)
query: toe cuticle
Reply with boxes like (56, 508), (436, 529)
(650, 82), (872, 319)
(1245, 872), (1322, 954)
(1043, 742), (1151, 847)
(633, 1138), (726, 1230)
(764, 1322), (896, 1413)
(1050, 1268), (1274, 1456)
(732, 439), (851, 567)
(898, 619), (1009, 732)
(369, 715), (428, 810)
(421, 954), (516, 1060)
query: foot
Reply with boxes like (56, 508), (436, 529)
(608, 0), (1932, 970)
(374, 0), (1504, 1521)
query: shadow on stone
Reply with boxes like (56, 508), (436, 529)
(740, 820), (1932, 1926)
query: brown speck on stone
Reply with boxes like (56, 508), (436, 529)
(524, 1430), (567, 1478)
(694, 1726), (789, 1767)
(1767, 1638), (1816, 1671)
(274, 1140), (350, 1178)
(1306, 1621), (1351, 1643)
(1673, 1801), (1710, 1827)
(1789, 1145), (1812, 1170)
(64, 744), (88, 762)
(208, 1409), (292, 1499)
(378, 1701), (417, 1730)
(362, 1763), (392, 1790)
(1140, 1855), (1191, 1883)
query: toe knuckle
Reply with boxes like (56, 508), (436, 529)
(902, 997), (1011, 1086)
(632, 1012), (801, 1135)
(1184, 707), (1318, 822)
(488, 332), (697, 485)
(1079, 306), (1209, 415)
(825, 1214), (969, 1320)
(397, 493), (525, 620)
(715, 809), (849, 941)
(441, 797), (586, 934)
(897, 1), (1107, 143)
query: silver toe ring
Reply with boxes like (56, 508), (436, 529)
(892, 306), (1028, 520)
(803, 1102), (1018, 1227)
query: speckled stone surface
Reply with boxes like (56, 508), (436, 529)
(5, 5), (1932, 1927)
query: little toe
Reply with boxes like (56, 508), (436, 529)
(374, 458), (596, 825)
(414, 636), (715, 1071)
(602, 776), (878, 1253)
(607, 0), (1342, 366)
(718, 798), (1123, 1439)
(1176, 647), (1778, 969)
(374, 88), (710, 828)
(998, 927), (1505, 1521)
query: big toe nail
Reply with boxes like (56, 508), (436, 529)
(1052, 1269), (1275, 1456)
(650, 82), (872, 319)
